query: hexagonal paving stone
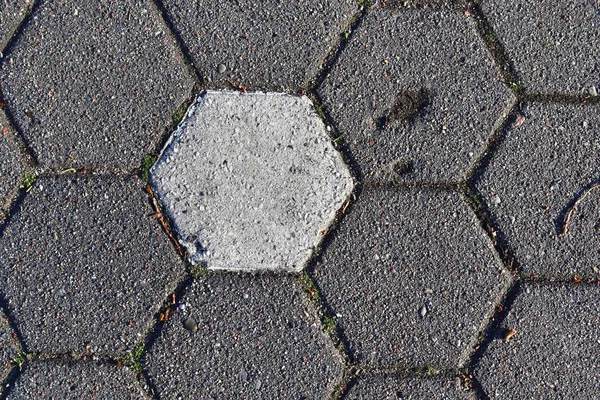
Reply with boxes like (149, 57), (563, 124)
(474, 283), (600, 398)
(160, 0), (357, 89)
(146, 274), (343, 399)
(481, 0), (600, 95)
(319, 5), (514, 183)
(0, 175), (185, 354)
(475, 103), (600, 279)
(0, 0), (31, 50)
(7, 361), (149, 399)
(0, 111), (24, 213)
(0, 0), (194, 169)
(0, 311), (21, 383)
(346, 374), (475, 399)
(311, 186), (511, 368)
(150, 91), (353, 272)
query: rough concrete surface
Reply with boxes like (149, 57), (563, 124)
(0, 175), (185, 354)
(311, 186), (511, 368)
(151, 91), (353, 272)
(0, 311), (20, 383)
(6, 361), (149, 399)
(481, 0), (600, 95)
(146, 274), (343, 399)
(319, 5), (514, 183)
(475, 103), (600, 278)
(0, 0), (194, 169)
(0, 111), (24, 212)
(160, 0), (357, 89)
(346, 374), (476, 400)
(475, 283), (600, 399)
(0, 0), (31, 50)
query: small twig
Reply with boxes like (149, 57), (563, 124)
(226, 79), (247, 93)
(561, 183), (600, 235)
(146, 186), (185, 256)
(341, 200), (350, 214)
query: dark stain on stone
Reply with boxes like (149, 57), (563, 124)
(392, 159), (413, 175)
(377, 88), (430, 129)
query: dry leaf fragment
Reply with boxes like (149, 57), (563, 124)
(514, 114), (526, 127)
(504, 328), (517, 342)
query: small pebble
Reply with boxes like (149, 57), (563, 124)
(183, 317), (197, 333)
(550, 182), (559, 191)
(491, 195), (501, 205)
(255, 380), (262, 390)
(239, 369), (248, 381)
(589, 86), (598, 97)
(419, 305), (427, 318)
(424, 288), (433, 295)
(217, 64), (226, 73)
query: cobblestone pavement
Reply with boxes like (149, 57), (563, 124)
(0, 1), (598, 399)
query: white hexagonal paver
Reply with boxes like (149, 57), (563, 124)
(151, 91), (353, 272)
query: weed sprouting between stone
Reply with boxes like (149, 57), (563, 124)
(116, 343), (145, 373)
(139, 154), (157, 182)
(20, 172), (36, 192)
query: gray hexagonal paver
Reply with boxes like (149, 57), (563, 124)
(7, 361), (149, 399)
(151, 91), (353, 272)
(0, 0), (194, 169)
(0, 111), (24, 213)
(481, 0), (600, 95)
(346, 374), (476, 400)
(0, 0), (31, 50)
(311, 186), (511, 368)
(160, 0), (357, 89)
(146, 274), (343, 399)
(319, 5), (514, 183)
(0, 311), (21, 383)
(0, 175), (185, 354)
(475, 103), (600, 279)
(474, 283), (600, 398)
